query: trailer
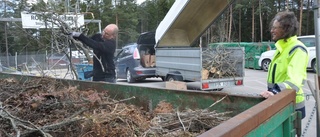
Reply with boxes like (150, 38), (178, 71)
(154, 0), (244, 90)
(0, 72), (301, 136)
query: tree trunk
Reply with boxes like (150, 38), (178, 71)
(252, 0), (255, 42)
(299, 0), (303, 35)
(239, 6), (242, 42)
(277, 0), (281, 11)
(306, 0), (310, 34)
(259, 0), (263, 42)
(228, 4), (233, 42)
(225, 9), (229, 42)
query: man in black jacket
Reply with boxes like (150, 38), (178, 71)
(71, 24), (118, 83)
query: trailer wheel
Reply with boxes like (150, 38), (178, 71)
(217, 88), (223, 91)
(161, 77), (165, 81)
(126, 70), (135, 83)
(166, 75), (182, 81)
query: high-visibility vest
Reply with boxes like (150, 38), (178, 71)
(267, 35), (308, 110)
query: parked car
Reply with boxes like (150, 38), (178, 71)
(258, 35), (317, 72)
(114, 32), (163, 83)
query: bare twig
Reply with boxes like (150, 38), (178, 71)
(100, 96), (136, 106)
(176, 110), (186, 131)
(1, 106), (48, 137)
(205, 95), (228, 110)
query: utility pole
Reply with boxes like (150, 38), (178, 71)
(4, 0), (9, 67)
(4, 22), (8, 67)
(313, 0), (320, 136)
(115, 0), (119, 49)
(65, 0), (70, 13)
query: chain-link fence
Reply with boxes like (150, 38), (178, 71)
(0, 51), (87, 79)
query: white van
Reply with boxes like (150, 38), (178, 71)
(258, 35), (316, 72)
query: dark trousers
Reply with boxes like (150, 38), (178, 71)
(93, 76), (116, 83)
(296, 106), (306, 119)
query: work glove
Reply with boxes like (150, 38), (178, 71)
(268, 84), (281, 95)
(71, 32), (82, 37)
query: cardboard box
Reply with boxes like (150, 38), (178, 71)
(150, 55), (156, 67)
(143, 55), (151, 67)
(165, 81), (187, 90)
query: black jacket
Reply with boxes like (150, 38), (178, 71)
(77, 33), (116, 80)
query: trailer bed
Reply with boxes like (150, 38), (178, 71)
(156, 47), (244, 90)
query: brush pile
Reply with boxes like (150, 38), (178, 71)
(0, 77), (231, 137)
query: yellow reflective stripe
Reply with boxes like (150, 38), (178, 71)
(277, 83), (287, 91)
(289, 45), (308, 56)
(269, 80), (305, 91)
(268, 82), (300, 92)
(283, 81), (299, 92)
(296, 99), (305, 109)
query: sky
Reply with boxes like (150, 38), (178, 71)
(136, 0), (146, 4)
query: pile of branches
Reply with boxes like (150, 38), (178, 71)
(202, 45), (242, 79)
(147, 105), (232, 136)
(19, 12), (94, 79)
(0, 77), (231, 137)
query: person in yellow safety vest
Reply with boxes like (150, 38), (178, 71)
(260, 11), (307, 119)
